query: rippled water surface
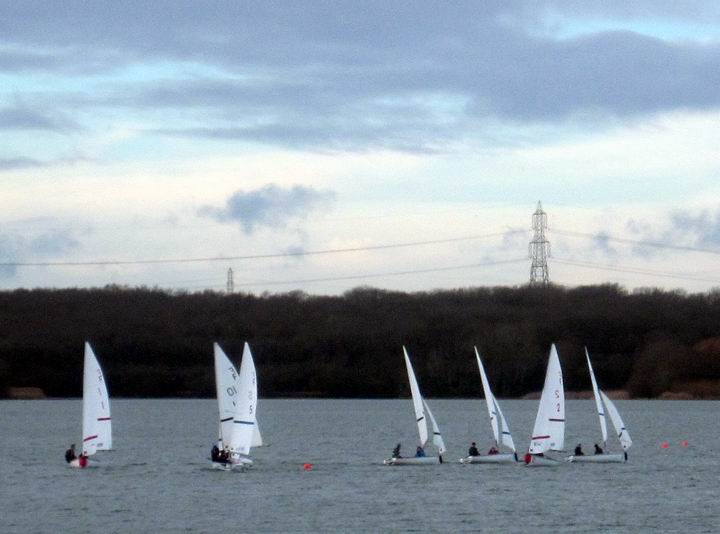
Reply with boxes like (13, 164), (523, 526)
(2, 399), (718, 533)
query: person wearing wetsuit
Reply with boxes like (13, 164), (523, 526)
(594, 443), (604, 455)
(392, 443), (401, 458)
(65, 444), (77, 463)
(468, 442), (480, 456)
(574, 444), (584, 456)
(415, 446), (426, 457)
(211, 445), (221, 462)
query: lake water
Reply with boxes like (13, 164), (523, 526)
(1, 399), (717, 533)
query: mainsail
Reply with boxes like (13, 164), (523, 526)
(85, 343), (112, 451)
(529, 344), (565, 454)
(586, 348), (608, 449)
(403, 346), (428, 447)
(475, 347), (515, 452)
(213, 343), (238, 450)
(229, 343), (258, 456)
(81, 345), (100, 456)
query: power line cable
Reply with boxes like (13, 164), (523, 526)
(553, 229), (720, 257)
(0, 230), (523, 268)
(553, 257), (720, 285)
(232, 257), (529, 287)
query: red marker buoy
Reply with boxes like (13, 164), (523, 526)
(681, 440), (689, 448)
(303, 463), (313, 471)
(661, 441), (670, 449)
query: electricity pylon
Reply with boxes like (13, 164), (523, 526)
(529, 201), (550, 285)
(226, 268), (234, 294)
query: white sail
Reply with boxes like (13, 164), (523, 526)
(493, 396), (516, 452)
(402, 346), (428, 446)
(475, 347), (499, 444)
(84, 343), (112, 451)
(529, 344), (565, 454)
(81, 344), (100, 457)
(213, 343), (238, 450)
(475, 347), (515, 452)
(600, 391), (632, 451)
(422, 399), (446, 454)
(229, 342), (258, 456)
(586, 348), (608, 448)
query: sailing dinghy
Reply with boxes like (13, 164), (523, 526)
(69, 342), (112, 468)
(524, 344), (565, 466)
(213, 343), (265, 454)
(384, 347), (446, 465)
(211, 342), (258, 471)
(460, 347), (517, 464)
(566, 349), (631, 463)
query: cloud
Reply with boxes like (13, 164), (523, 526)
(668, 210), (720, 248)
(198, 184), (336, 234)
(0, 106), (78, 131)
(0, 228), (81, 278)
(0, 157), (46, 171)
(592, 231), (618, 256)
(3, 2), (720, 153)
(623, 209), (720, 258)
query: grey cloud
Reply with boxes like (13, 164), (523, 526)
(668, 210), (720, 248)
(199, 184), (336, 234)
(0, 157), (46, 171)
(0, 227), (80, 278)
(29, 229), (80, 256)
(623, 210), (720, 258)
(0, 107), (78, 131)
(592, 231), (618, 256)
(4, 2), (720, 151)
(0, 154), (89, 172)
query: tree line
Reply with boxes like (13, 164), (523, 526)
(1, 284), (719, 399)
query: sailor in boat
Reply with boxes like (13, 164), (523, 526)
(65, 444), (77, 464)
(77, 453), (88, 468)
(574, 444), (585, 456)
(415, 446), (426, 457)
(524, 451), (545, 464)
(392, 443), (402, 458)
(211, 445), (230, 464)
(468, 442), (480, 456)
(594, 443), (604, 455)
(487, 445), (499, 455)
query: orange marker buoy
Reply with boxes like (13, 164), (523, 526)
(681, 440), (689, 448)
(303, 463), (313, 471)
(661, 441), (670, 449)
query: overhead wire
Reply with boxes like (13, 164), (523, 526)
(0, 230), (524, 268)
(553, 228), (720, 257)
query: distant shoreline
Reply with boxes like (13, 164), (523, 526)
(4, 390), (718, 400)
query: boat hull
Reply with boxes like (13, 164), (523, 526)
(384, 456), (442, 465)
(459, 453), (517, 464)
(565, 453), (626, 463)
(68, 458), (94, 468)
(211, 459), (253, 471)
(523, 454), (562, 467)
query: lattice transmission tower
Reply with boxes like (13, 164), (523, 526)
(226, 268), (234, 294)
(529, 201), (550, 285)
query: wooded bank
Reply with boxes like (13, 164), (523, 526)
(2, 285), (720, 399)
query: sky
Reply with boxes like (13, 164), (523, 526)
(2, 0), (720, 294)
